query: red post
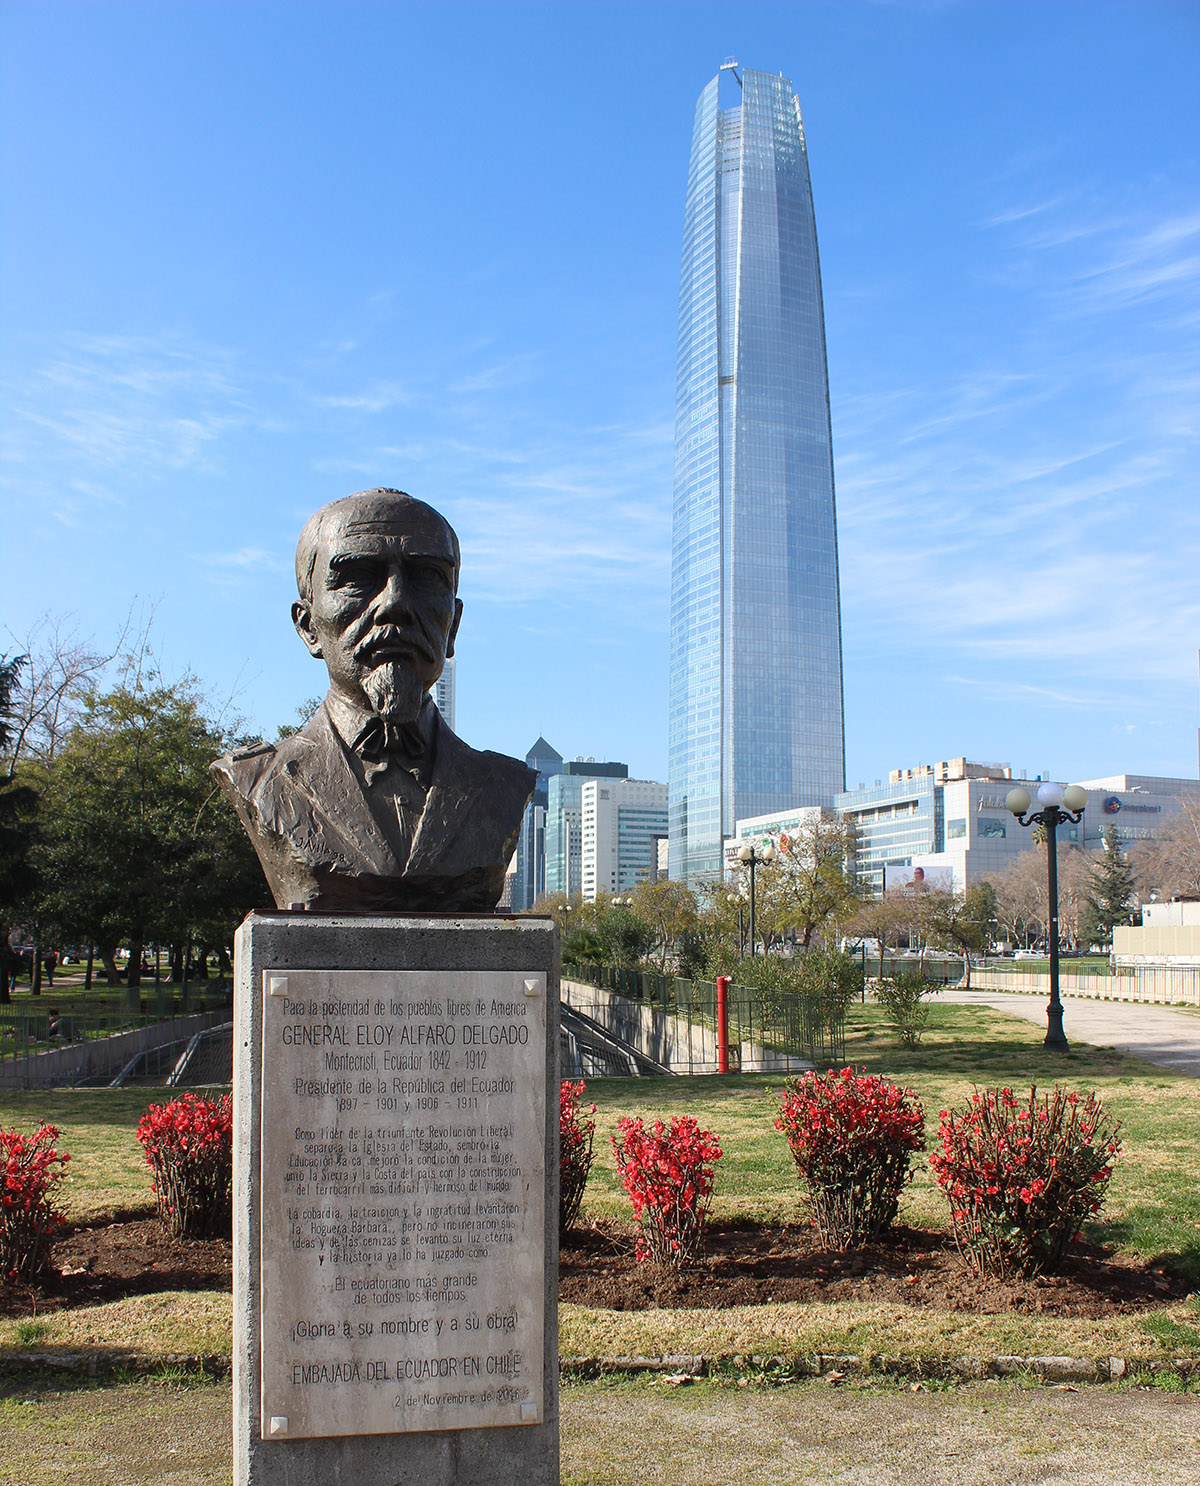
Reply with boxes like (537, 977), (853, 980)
(716, 975), (730, 1073)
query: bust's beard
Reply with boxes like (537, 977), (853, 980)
(361, 662), (426, 724)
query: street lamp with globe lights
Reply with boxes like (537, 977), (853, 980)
(726, 890), (748, 956)
(737, 841), (777, 957)
(1005, 781), (1089, 1049)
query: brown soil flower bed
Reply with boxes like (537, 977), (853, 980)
(560, 1219), (1188, 1320)
(0, 1214), (1187, 1322)
(0, 1214), (232, 1320)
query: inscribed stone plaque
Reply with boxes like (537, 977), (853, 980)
(259, 968), (546, 1440)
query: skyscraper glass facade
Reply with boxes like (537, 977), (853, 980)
(545, 760), (630, 898)
(511, 736), (562, 912)
(669, 64), (845, 883)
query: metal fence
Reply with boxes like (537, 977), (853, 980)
(971, 964), (1200, 1007)
(563, 963), (846, 1072)
(0, 985), (234, 1087)
(855, 954), (966, 985)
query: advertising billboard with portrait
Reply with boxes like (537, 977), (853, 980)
(884, 863), (955, 893)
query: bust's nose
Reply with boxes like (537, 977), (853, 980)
(373, 562), (413, 620)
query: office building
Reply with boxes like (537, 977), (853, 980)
(545, 759), (630, 899)
(510, 737), (562, 913)
(669, 61), (845, 885)
(581, 778), (669, 901)
(836, 760), (1200, 894)
(431, 657), (455, 731)
(724, 804), (829, 876)
(1075, 775), (1200, 852)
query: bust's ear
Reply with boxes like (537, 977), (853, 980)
(292, 601), (324, 659)
(445, 597), (464, 659)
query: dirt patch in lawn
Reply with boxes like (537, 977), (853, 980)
(559, 1219), (1188, 1319)
(0, 1215), (232, 1319)
(0, 1214), (1188, 1322)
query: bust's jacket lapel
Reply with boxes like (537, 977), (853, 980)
(254, 705), (403, 878)
(405, 719), (495, 876)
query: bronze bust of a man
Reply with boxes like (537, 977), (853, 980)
(211, 489), (535, 912)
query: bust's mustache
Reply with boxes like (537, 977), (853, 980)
(352, 624), (437, 668)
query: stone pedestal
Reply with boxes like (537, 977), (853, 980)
(233, 912), (559, 1486)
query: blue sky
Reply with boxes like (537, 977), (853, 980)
(2, 1), (1197, 792)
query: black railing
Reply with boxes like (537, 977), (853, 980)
(0, 984), (233, 1067)
(563, 962), (846, 1069)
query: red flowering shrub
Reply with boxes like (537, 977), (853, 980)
(1, 1124), (71, 1282)
(611, 1115), (722, 1266)
(137, 1093), (233, 1238)
(930, 1085), (1121, 1278)
(560, 1080), (596, 1236)
(774, 1068), (925, 1249)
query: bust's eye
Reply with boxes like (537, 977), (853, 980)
(328, 558), (382, 590)
(411, 562), (451, 588)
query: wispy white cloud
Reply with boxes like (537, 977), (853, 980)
(991, 194), (1200, 317)
(198, 545), (285, 571)
(195, 543), (290, 590)
(0, 333), (251, 507)
(448, 354), (541, 395)
(985, 194), (1075, 227)
(317, 380), (412, 412)
(836, 186), (1200, 721)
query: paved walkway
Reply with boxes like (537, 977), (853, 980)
(938, 986), (1200, 1078)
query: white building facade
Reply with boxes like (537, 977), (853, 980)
(723, 805), (829, 876)
(837, 759), (1200, 895)
(431, 657), (455, 731)
(581, 779), (669, 900)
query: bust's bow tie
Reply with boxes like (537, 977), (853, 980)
(355, 716), (424, 759)
(352, 716), (427, 784)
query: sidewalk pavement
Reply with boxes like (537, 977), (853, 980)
(938, 987), (1200, 1078)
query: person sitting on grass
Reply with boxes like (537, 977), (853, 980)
(46, 1007), (74, 1042)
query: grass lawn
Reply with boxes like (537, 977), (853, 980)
(2, 1002), (1198, 1367)
(0, 1088), (180, 1221)
(979, 958), (1111, 975)
(3, 1374), (1199, 1486)
(577, 1004), (1200, 1269)
(558, 1002), (1200, 1365)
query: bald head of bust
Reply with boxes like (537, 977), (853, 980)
(291, 488), (463, 725)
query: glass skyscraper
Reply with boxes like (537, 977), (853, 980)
(669, 63), (845, 883)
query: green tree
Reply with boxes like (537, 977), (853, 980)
(0, 653), (38, 1001)
(531, 891), (587, 930)
(629, 878), (698, 971)
(753, 818), (861, 952)
(1080, 827), (1136, 949)
(925, 882), (998, 987)
(33, 660), (269, 1003)
(595, 902), (653, 969)
(690, 876), (747, 957)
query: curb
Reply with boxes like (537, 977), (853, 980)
(1, 1350), (1196, 1386)
(0, 1352), (231, 1379)
(559, 1352), (1200, 1384)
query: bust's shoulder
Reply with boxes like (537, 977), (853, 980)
(437, 723), (535, 796)
(211, 742), (275, 799)
(478, 745), (537, 784)
(210, 714), (327, 798)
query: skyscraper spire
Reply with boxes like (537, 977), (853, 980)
(668, 66), (846, 883)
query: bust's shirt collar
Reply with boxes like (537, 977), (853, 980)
(323, 689), (439, 782)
